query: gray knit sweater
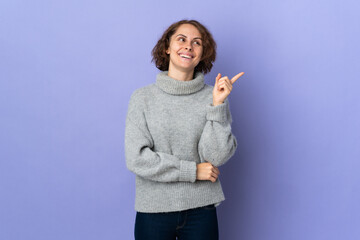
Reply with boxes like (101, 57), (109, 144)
(124, 70), (237, 213)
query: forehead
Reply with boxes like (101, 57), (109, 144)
(173, 24), (201, 38)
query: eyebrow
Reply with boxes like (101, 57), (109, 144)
(175, 34), (202, 40)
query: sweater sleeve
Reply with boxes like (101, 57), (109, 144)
(124, 90), (197, 183)
(197, 98), (238, 167)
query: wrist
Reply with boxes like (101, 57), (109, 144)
(212, 101), (223, 106)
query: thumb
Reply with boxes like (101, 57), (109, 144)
(215, 73), (221, 86)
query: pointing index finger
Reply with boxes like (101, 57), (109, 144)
(231, 72), (245, 84)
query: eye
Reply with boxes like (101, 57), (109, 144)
(194, 41), (201, 45)
(179, 37), (185, 42)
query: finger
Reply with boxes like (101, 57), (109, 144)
(221, 79), (232, 88)
(224, 77), (232, 86)
(215, 73), (221, 86)
(218, 81), (225, 88)
(211, 172), (218, 179)
(218, 82), (225, 91)
(218, 81), (231, 92)
(231, 72), (244, 84)
(219, 80), (230, 88)
(219, 81), (231, 93)
(224, 80), (233, 91)
(212, 167), (220, 175)
(219, 76), (229, 83)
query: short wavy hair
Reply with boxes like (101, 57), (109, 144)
(151, 19), (217, 75)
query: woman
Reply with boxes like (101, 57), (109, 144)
(125, 19), (244, 240)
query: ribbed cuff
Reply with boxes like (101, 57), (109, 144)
(179, 160), (197, 183)
(206, 101), (228, 122)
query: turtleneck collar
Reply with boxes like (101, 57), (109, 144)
(155, 70), (205, 95)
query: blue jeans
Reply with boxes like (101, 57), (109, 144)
(134, 204), (219, 240)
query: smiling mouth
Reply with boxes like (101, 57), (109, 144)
(179, 54), (193, 60)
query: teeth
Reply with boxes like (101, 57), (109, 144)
(180, 54), (192, 59)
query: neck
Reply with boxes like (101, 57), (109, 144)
(155, 70), (205, 95)
(167, 65), (194, 81)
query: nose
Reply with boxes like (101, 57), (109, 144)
(185, 43), (192, 51)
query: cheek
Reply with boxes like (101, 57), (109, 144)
(198, 49), (203, 59)
(171, 41), (181, 48)
(170, 45), (180, 53)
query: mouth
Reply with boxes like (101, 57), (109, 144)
(178, 53), (194, 59)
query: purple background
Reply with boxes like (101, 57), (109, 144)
(1, 0), (359, 239)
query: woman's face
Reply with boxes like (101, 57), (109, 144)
(166, 24), (203, 74)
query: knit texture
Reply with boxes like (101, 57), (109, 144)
(124, 70), (238, 213)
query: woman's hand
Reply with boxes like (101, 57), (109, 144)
(213, 72), (244, 106)
(196, 162), (220, 183)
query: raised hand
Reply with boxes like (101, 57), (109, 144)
(213, 72), (244, 106)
